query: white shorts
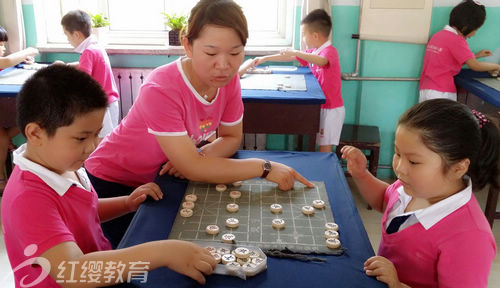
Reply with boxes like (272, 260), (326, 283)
(419, 89), (456, 102)
(316, 106), (345, 146)
(99, 100), (120, 138)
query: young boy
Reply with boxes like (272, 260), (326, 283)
(56, 10), (119, 138)
(1, 65), (215, 287)
(253, 9), (344, 152)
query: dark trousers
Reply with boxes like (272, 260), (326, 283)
(86, 170), (136, 249)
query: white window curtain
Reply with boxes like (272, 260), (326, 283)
(0, 0), (25, 53)
(300, 0), (332, 50)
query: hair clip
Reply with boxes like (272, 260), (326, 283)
(472, 0), (483, 6)
(471, 109), (489, 128)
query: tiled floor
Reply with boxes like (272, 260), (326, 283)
(1, 178), (499, 287)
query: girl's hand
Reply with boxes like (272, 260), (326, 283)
(475, 49), (492, 58)
(164, 240), (217, 284)
(364, 256), (403, 288)
(341, 145), (368, 178)
(159, 161), (186, 179)
(254, 56), (266, 66)
(126, 182), (163, 211)
(266, 162), (314, 191)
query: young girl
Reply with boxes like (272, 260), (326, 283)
(419, 0), (500, 102)
(342, 99), (497, 288)
(0, 25), (38, 191)
(84, 0), (313, 247)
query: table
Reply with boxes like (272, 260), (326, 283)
(241, 67), (326, 151)
(118, 151), (386, 288)
(455, 69), (500, 116)
(0, 66), (29, 127)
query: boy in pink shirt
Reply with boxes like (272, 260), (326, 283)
(2, 65), (215, 287)
(419, 0), (500, 102)
(252, 9), (344, 153)
(56, 10), (119, 137)
(342, 99), (497, 288)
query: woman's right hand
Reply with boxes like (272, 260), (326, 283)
(266, 162), (314, 191)
(341, 145), (368, 178)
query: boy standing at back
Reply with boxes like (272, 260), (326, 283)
(56, 10), (119, 138)
(254, 9), (344, 152)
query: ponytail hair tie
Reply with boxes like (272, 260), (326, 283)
(471, 109), (489, 128)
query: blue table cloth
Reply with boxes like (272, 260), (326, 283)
(454, 69), (500, 108)
(241, 67), (325, 105)
(118, 151), (386, 288)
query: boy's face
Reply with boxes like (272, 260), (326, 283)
(0, 41), (6, 57)
(63, 28), (83, 48)
(38, 109), (104, 174)
(301, 25), (316, 49)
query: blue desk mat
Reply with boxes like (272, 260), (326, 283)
(455, 69), (500, 108)
(118, 151), (386, 288)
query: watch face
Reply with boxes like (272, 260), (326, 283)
(264, 161), (271, 170)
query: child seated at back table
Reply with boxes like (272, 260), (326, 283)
(1, 65), (216, 287)
(0, 25), (38, 192)
(55, 10), (119, 139)
(342, 99), (498, 288)
(252, 9), (344, 153)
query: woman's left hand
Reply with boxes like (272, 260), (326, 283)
(126, 182), (163, 211)
(159, 161), (186, 179)
(364, 256), (404, 288)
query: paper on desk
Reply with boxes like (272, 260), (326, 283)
(0, 69), (37, 85)
(240, 74), (306, 91)
(474, 77), (500, 92)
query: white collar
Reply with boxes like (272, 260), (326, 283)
(13, 144), (92, 196)
(444, 25), (458, 35)
(312, 40), (330, 55)
(74, 35), (98, 54)
(395, 179), (472, 230)
(176, 57), (220, 105)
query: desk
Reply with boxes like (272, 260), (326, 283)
(118, 151), (386, 288)
(0, 66), (31, 127)
(455, 69), (500, 117)
(241, 67), (326, 151)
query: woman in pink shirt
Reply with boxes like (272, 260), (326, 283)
(85, 0), (313, 247)
(342, 99), (497, 287)
(419, 0), (500, 102)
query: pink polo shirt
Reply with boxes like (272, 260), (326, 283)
(76, 36), (119, 104)
(1, 145), (111, 288)
(378, 180), (495, 288)
(297, 42), (343, 109)
(419, 26), (475, 93)
(85, 58), (244, 187)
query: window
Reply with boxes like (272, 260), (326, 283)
(33, 0), (295, 48)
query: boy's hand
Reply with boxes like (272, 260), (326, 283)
(164, 240), (217, 284)
(266, 162), (314, 191)
(364, 256), (403, 288)
(341, 145), (368, 178)
(475, 49), (492, 58)
(159, 161), (186, 179)
(126, 182), (163, 211)
(280, 48), (298, 58)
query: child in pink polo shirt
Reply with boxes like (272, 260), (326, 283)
(1, 65), (215, 287)
(342, 99), (498, 288)
(419, 0), (500, 102)
(56, 10), (119, 138)
(251, 9), (344, 153)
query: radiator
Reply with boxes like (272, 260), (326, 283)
(112, 67), (266, 150)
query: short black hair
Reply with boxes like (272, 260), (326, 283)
(449, 0), (486, 36)
(0, 26), (8, 42)
(61, 10), (92, 38)
(301, 9), (332, 38)
(17, 65), (108, 137)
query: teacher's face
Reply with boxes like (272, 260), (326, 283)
(184, 24), (245, 88)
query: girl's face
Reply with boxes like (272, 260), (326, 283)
(36, 109), (104, 174)
(392, 125), (466, 204)
(184, 25), (245, 89)
(0, 42), (6, 57)
(465, 29), (477, 39)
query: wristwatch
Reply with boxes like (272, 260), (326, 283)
(261, 160), (271, 178)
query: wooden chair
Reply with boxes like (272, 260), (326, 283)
(335, 124), (381, 177)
